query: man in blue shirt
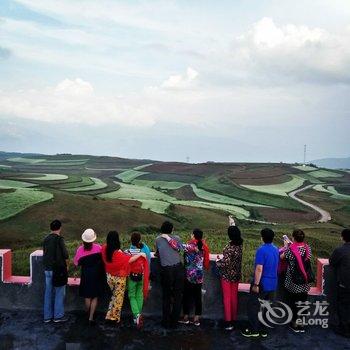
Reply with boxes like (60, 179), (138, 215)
(242, 228), (279, 338)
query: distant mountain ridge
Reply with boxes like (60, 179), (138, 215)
(311, 157), (350, 169)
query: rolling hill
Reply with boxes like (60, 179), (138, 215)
(1, 151), (349, 276)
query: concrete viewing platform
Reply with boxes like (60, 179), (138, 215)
(0, 309), (349, 350)
(0, 249), (347, 349)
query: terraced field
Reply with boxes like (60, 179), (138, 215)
(0, 152), (350, 276)
(116, 169), (149, 183)
(309, 169), (343, 178)
(7, 157), (45, 164)
(20, 174), (68, 181)
(0, 179), (37, 189)
(293, 165), (318, 171)
(133, 179), (186, 190)
(0, 152), (350, 226)
(241, 175), (305, 197)
(101, 181), (174, 202)
(0, 188), (53, 220)
(65, 177), (107, 192)
(100, 181), (251, 218)
(313, 185), (350, 200)
(196, 176), (304, 210)
(190, 184), (269, 207)
(57, 176), (95, 189)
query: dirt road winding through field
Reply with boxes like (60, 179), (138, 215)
(288, 185), (331, 223)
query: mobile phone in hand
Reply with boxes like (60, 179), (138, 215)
(282, 234), (292, 244)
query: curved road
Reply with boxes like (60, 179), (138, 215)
(288, 184), (331, 223)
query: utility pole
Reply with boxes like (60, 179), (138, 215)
(303, 144), (307, 165)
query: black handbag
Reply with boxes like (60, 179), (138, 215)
(129, 272), (143, 282)
(52, 236), (68, 287)
(291, 254), (315, 285)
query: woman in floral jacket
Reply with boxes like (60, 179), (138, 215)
(162, 228), (210, 326)
(216, 217), (243, 330)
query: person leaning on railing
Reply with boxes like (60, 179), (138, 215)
(216, 216), (243, 331)
(43, 219), (69, 324)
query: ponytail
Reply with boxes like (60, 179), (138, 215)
(193, 228), (204, 251)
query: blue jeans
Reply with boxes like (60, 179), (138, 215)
(44, 270), (66, 320)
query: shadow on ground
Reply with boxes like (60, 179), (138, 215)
(0, 310), (349, 350)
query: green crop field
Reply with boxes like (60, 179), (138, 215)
(56, 176), (94, 189)
(309, 169), (343, 178)
(138, 199), (171, 213)
(297, 173), (324, 184)
(197, 176), (304, 210)
(116, 169), (149, 183)
(172, 200), (250, 219)
(0, 188), (53, 220)
(140, 172), (202, 183)
(101, 181), (174, 202)
(7, 157), (46, 164)
(0, 179), (37, 189)
(20, 174), (68, 181)
(293, 165), (318, 171)
(1, 152), (350, 277)
(190, 184), (269, 207)
(133, 163), (153, 170)
(37, 159), (89, 166)
(132, 179), (186, 190)
(100, 181), (251, 218)
(314, 185), (350, 201)
(65, 177), (107, 192)
(242, 175), (305, 197)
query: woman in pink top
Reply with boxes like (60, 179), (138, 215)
(73, 229), (105, 325)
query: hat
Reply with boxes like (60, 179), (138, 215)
(82, 228), (96, 243)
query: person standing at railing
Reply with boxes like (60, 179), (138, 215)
(73, 229), (105, 325)
(155, 221), (184, 328)
(281, 229), (313, 333)
(216, 216), (243, 331)
(101, 231), (146, 325)
(330, 228), (350, 338)
(241, 228), (279, 338)
(162, 228), (210, 327)
(43, 219), (69, 324)
(125, 232), (150, 328)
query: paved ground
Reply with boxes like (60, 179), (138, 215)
(289, 185), (332, 223)
(0, 310), (349, 350)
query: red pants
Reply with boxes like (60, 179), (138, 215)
(221, 279), (239, 321)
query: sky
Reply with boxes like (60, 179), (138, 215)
(0, 0), (349, 163)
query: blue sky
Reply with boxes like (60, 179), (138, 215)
(0, 0), (349, 162)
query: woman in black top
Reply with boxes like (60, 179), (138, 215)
(73, 229), (105, 324)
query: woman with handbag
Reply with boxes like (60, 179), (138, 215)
(102, 230), (146, 325)
(216, 216), (243, 331)
(127, 234), (150, 328)
(281, 229), (313, 333)
(73, 228), (105, 325)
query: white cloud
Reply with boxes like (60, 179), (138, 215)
(161, 67), (199, 90)
(0, 79), (156, 126)
(232, 17), (350, 84)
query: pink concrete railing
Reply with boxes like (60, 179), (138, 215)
(0, 249), (329, 295)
